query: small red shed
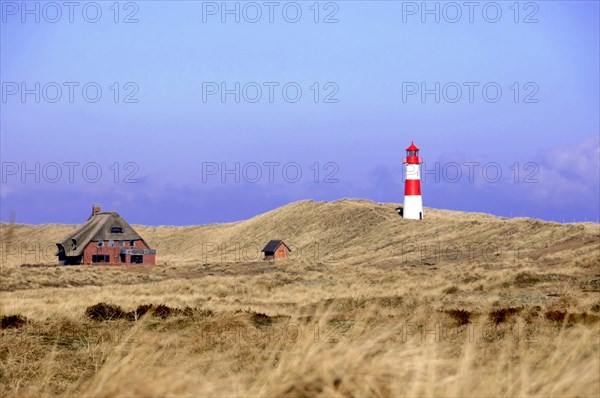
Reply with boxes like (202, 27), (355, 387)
(262, 240), (291, 260)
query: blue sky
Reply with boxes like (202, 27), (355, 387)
(1, 0), (599, 225)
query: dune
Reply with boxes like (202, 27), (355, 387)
(0, 200), (599, 397)
(2, 199), (598, 268)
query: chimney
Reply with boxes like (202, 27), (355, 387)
(92, 205), (102, 215)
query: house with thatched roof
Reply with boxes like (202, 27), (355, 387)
(56, 205), (156, 265)
(261, 240), (291, 260)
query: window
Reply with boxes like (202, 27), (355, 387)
(119, 241), (125, 247)
(108, 240), (115, 247)
(130, 255), (143, 264)
(92, 255), (110, 263)
(98, 241), (104, 247)
(130, 241), (136, 247)
(111, 227), (123, 233)
(120, 254), (126, 263)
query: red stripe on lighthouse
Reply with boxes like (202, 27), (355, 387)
(405, 179), (421, 196)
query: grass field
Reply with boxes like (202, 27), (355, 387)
(1, 200), (599, 397)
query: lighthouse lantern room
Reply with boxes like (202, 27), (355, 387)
(402, 141), (424, 220)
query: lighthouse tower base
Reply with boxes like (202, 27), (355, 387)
(403, 196), (423, 220)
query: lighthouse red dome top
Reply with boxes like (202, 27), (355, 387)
(403, 140), (423, 164)
(406, 141), (420, 151)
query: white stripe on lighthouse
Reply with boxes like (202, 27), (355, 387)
(403, 196), (423, 220)
(405, 164), (420, 180)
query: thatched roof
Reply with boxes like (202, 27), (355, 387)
(57, 212), (145, 257)
(262, 240), (291, 253)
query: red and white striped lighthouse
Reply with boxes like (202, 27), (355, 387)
(402, 141), (424, 220)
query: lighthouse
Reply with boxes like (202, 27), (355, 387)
(402, 141), (424, 220)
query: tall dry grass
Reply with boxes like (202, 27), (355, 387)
(2, 304), (598, 397)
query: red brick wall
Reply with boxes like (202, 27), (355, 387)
(274, 245), (290, 259)
(82, 240), (155, 265)
(143, 253), (156, 266)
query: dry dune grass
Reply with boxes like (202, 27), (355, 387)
(1, 199), (599, 397)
